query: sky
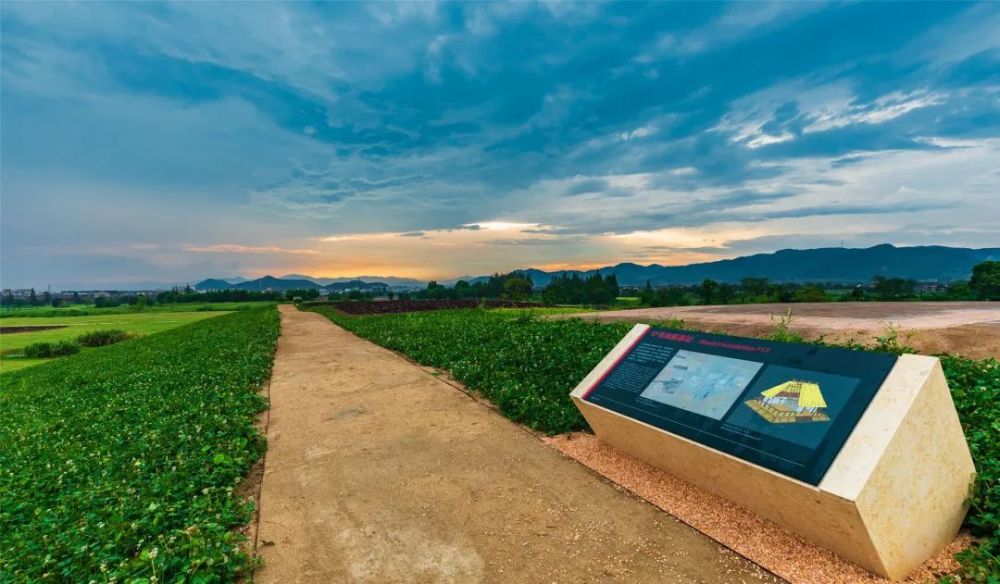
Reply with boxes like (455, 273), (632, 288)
(2, 1), (999, 289)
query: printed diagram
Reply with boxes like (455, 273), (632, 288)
(745, 380), (830, 424)
(639, 350), (763, 420)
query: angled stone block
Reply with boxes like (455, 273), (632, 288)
(571, 323), (975, 580)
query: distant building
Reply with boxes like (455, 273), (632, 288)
(915, 282), (948, 294)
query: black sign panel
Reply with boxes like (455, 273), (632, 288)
(582, 327), (897, 485)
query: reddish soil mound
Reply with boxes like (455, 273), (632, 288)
(555, 302), (1000, 359)
(0, 325), (68, 334)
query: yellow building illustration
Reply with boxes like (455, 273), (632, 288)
(745, 380), (830, 424)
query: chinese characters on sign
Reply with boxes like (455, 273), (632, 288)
(583, 327), (897, 485)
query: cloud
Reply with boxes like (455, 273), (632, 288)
(185, 244), (319, 255)
(802, 89), (947, 133)
(638, 2), (825, 60)
(564, 178), (609, 196)
(2, 2), (998, 288)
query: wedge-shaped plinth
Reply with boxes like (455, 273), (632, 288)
(571, 324), (975, 580)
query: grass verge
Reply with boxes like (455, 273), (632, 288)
(0, 312), (228, 373)
(0, 307), (280, 583)
(0, 301), (276, 318)
(307, 305), (999, 582)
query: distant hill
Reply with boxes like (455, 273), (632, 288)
(279, 274), (426, 288)
(194, 278), (237, 291)
(497, 244), (999, 287)
(195, 275), (316, 292)
(196, 244), (999, 292)
(324, 279), (389, 292)
(195, 275), (389, 292)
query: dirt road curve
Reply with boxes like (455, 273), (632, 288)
(255, 305), (781, 584)
(557, 302), (1000, 359)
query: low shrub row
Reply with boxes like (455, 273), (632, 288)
(308, 306), (999, 581)
(18, 328), (134, 359)
(76, 328), (132, 347)
(0, 307), (280, 582)
(22, 339), (81, 358)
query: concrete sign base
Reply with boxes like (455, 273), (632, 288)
(571, 324), (975, 580)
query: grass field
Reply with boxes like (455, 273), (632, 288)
(0, 312), (229, 373)
(0, 307), (279, 582)
(1, 301), (276, 318)
(307, 305), (999, 582)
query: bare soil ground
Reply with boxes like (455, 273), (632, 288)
(254, 305), (782, 584)
(547, 433), (970, 584)
(557, 302), (1000, 359)
(0, 325), (67, 334)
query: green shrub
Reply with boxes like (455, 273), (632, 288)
(767, 309), (804, 343)
(0, 307), (280, 582)
(76, 328), (132, 347)
(21, 339), (81, 358)
(941, 356), (1000, 582)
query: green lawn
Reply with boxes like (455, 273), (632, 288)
(0, 301), (275, 318)
(0, 312), (228, 372)
(0, 307), (279, 582)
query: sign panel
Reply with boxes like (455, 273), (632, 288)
(581, 327), (898, 485)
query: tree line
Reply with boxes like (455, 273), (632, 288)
(3, 260), (998, 309)
(403, 271), (535, 301)
(634, 261), (1000, 307)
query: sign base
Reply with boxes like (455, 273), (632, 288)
(571, 324), (974, 581)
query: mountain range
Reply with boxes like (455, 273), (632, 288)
(193, 244), (999, 292)
(195, 276), (393, 292)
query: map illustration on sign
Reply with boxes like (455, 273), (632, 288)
(638, 350), (763, 420)
(583, 327), (896, 484)
(744, 380), (830, 424)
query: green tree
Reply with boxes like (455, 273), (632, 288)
(453, 280), (472, 298)
(604, 273), (620, 299)
(716, 283), (736, 304)
(423, 280), (450, 300)
(872, 276), (915, 300)
(698, 279), (718, 305)
(285, 288), (320, 301)
(502, 276), (533, 301)
(739, 277), (770, 301)
(970, 261), (1000, 300)
(640, 280), (656, 306)
(793, 285), (828, 302)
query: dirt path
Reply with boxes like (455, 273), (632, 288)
(255, 305), (781, 584)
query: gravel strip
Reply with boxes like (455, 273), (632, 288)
(545, 432), (971, 584)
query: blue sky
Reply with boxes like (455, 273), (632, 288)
(2, 1), (998, 289)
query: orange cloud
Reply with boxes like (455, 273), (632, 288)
(185, 244), (319, 255)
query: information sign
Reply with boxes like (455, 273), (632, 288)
(581, 327), (898, 484)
